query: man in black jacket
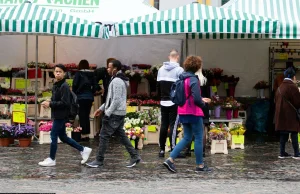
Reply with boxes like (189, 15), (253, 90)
(38, 64), (92, 167)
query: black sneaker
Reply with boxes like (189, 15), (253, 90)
(292, 155), (300, 160)
(86, 160), (103, 168)
(278, 152), (292, 159)
(195, 165), (212, 173)
(126, 156), (141, 168)
(159, 150), (165, 158)
(163, 159), (176, 173)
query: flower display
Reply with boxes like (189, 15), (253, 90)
(124, 126), (145, 140)
(140, 99), (160, 107)
(210, 95), (224, 107)
(253, 81), (269, 90)
(0, 125), (14, 138)
(0, 96), (12, 104)
(230, 124), (246, 135)
(39, 121), (53, 132)
(14, 124), (35, 138)
(0, 111), (11, 119)
(6, 89), (23, 95)
(27, 61), (49, 69)
(125, 70), (142, 83)
(221, 75), (240, 86)
(73, 126), (82, 132)
(128, 99), (141, 106)
(138, 108), (161, 125)
(208, 122), (229, 141)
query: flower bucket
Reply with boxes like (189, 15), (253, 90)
(0, 138), (10, 147)
(138, 138), (143, 150)
(226, 110), (232, 120)
(71, 132), (81, 142)
(129, 80), (138, 94)
(18, 137), (32, 147)
(214, 106), (221, 118)
(229, 85), (235, 97)
(259, 89), (265, 98)
(28, 68), (42, 79)
(233, 109), (239, 118)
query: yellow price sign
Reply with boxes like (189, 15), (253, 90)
(298, 133), (300, 142)
(148, 125), (157, 133)
(144, 69), (149, 73)
(126, 106), (137, 113)
(12, 103), (26, 112)
(66, 79), (73, 87)
(278, 53), (288, 60)
(42, 92), (52, 97)
(232, 135), (245, 144)
(12, 111), (26, 123)
(15, 79), (31, 89)
(212, 86), (218, 93)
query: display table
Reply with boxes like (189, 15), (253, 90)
(209, 118), (243, 128)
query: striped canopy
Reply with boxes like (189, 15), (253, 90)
(223, 0), (300, 39)
(0, 3), (109, 39)
(116, 2), (279, 39)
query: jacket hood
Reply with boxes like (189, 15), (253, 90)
(115, 71), (129, 87)
(179, 71), (197, 79)
(163, 61), (180, 71)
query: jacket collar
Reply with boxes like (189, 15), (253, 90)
(54, 78), (66, 87)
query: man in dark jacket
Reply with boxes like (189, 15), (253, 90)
(38, 64), (92, 167)
(275, 67), (300, 159)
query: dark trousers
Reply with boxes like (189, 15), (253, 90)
(159, 105), (178, 151)
(280, 131), (299, 156)
(96, 115), (139, 162)
(50, 119), (84, 160)
(78, 99), (93, 135)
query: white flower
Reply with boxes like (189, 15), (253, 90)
(132, 135), (136, 140)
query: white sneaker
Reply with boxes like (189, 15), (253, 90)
(81, 147), (92, 164)
(38, 158), (56, 167)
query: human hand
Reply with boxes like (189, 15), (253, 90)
(41, 101), (50, 108)
(94, 109), (103, 117)
(202, 98), (211, 104)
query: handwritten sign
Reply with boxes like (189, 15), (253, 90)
(15, 79), (31, 89)
(212, 86), (218, 93)
(12, 103), (26, 112)
(148, 125), (157, 133)
(66, 79), (73, 87)
(12, 111), (26, 124)
(224, 83), (229, 90)
(232, 135), (245, 144)
(126, 106), (137, 113)
(42, 92), (52, 97)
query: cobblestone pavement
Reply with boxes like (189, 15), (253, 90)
(0, 138), (300, 193)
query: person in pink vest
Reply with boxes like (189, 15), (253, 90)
(163, 56), (212, 173)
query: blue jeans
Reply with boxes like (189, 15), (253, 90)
(50, 119), (84, 160)
(170, 117), (204, 165)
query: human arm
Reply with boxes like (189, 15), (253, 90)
(50, 84), (70, 109)
(190, 77), (205, 108)
(104, 79), (123, 117)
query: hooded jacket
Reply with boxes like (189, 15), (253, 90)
(99, 71), (129, 117)
(157, 61), (184, 107)
(72, 70), (97, 101)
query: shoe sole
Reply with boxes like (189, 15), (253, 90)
(163, 162), (176, 173)
(292, 157), (300, 160)
(81, 149), (92, 164)
(278, 156), (292, 159)
(85, 163), (100, 168)
(38, 163), (56, 167)
(126, 159), (141, 168)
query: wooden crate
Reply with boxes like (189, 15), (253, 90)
(211, 140), (228, 154)
(0, 119), (11, 126)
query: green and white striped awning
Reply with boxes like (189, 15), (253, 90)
(0, 3), (110, 39)
(116, 2), (279, 39)
(223, 0), (300, 39)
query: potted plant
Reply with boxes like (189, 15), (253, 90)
(0, 125), (14, 146)
(253, 81), (269, 98)
(229, 124), (246, 149)
(210, 95), (224, 118)
(14, 124), (35, 147)
(208, 122), (229, 154)
(232, 100), (242, 118)
(38, 121), (53, 144)
(222, 101), (233, 120)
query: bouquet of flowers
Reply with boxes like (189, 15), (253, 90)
(211, 68), (223, 79)
(27, 96), (37, 104)
(229, 124), (246, 135)
(0, 125), (14, 138)
(124, 117), (144, 128)
(124, 126), (145, 140)
(232, 100), (241, 110)
(222, 102), (233, 110)
(125, 112), (140, 119)
(128, 99), (141, 106)
(38, 121), (53, 132)
(208, 122), (229, 141)
(210, 95), (224, 107)
(13, 97), (25, 104)
(0, 95), (12, 104)
(140, 99), (160, 107)
(73, 126), (82, 132)
(253, 81), (269, 90)
(38, 97), (51, 103)
(125, 70), (142, 83)
(14, 124), (35, 138)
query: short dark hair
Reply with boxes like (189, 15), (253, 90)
(107, 58), (116, 67)
(78, 59), (89, 70)
(55, 64), (67, 72)
(284, 67), (296, 78)
(110, 60), (122, 71)
(183, 56), (202, 73)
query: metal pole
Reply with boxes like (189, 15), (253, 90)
(34, 35), (39, 138)
(25, 35), (28, 124)
(53, 36), (55, 63)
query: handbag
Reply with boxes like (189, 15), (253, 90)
(278, 87), (300, 121)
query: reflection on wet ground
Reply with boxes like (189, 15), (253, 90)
(0, 136), (299, 181)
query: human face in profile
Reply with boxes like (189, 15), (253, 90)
(54, 67), (65, 81)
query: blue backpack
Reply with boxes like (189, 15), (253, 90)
(170, 75), (196, 106)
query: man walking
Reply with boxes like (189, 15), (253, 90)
(86, 60), (141, 168)
(157, 49), (184, 157)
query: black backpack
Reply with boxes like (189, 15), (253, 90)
(69, 90), (79, 120)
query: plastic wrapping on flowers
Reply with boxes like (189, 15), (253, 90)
(208, 122), (229, 142)
(124, 117), (145, 140)
(230, 124), (246, 135)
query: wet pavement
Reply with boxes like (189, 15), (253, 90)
(1, 137), (300, 193)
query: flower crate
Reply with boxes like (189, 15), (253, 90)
(40, 106), (51, 118)
(39, 130), (72, 144)
(231, 135), (245, 149)
(0, 119), (11, 126)
(27, 104), (36, 117)
(211, 140), (228, 154)
(144, 125), (160, 145)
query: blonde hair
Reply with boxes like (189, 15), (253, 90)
(195, 68), (207, 86)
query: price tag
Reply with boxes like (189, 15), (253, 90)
(148, 125), (157, 133)
(12, 103), (26, 112)
(42, 92), (52, 97)
(15, 79), (31, 89)
(126, 106), (137, 113)
(12, 111), (26, 124)
(66, 79), (73, 87)
(232, 135), (244, 144)
(224, 83), (229, 89)
(278, 53), (288, 60)
(212, 86), (218, 93)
